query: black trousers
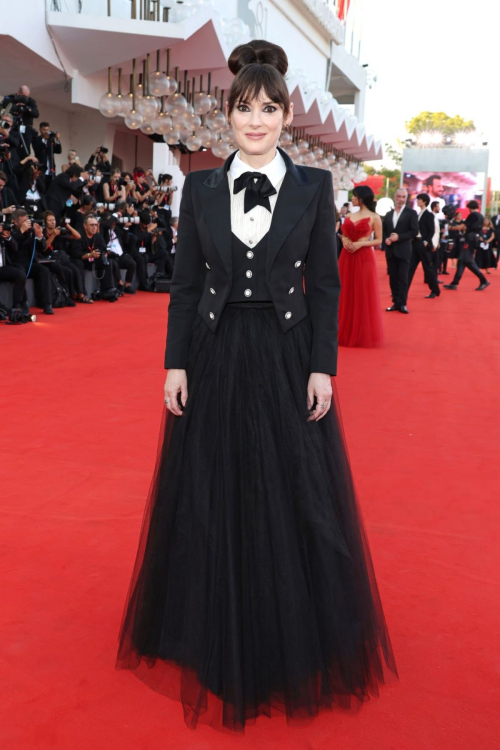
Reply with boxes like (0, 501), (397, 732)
(408, 240), (440, 295)
(12, 261), (52, 307)
(452, 257), (487, 286)
(0, 266), (28, 307)
(386, 254), (410, 308)
(110, 253), (136, 284)
(83, 258), (115, 292)
(43, 261), (76, 296)
(145, 248), (172, 276)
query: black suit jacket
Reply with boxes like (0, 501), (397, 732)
(418, 209), (435, 246)
(46, 173), (86, 217)
(164, 147), (340, 375)
(382, 207), (419, 260)
(33, 135), (62, 174)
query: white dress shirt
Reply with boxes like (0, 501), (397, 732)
(228, 149), (287, 248)
(393, 207), (404, 228)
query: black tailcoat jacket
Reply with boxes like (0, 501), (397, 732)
(164, 147), (340, 375)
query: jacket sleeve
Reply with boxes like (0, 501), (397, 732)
(164, 173), (205, 370)
(304, 172), (341, 376)
(420, 212), (434, 245)
(395, 210), (419, 243)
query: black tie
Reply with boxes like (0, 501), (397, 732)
(233, 171), (277, 214)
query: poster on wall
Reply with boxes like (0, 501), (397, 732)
(402, 171), (485, 215)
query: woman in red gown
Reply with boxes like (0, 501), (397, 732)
(338, 185), (384, 348)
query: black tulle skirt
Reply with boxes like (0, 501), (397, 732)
(116, 302), (398, 732)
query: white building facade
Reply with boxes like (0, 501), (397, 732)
(1, 0), (379, 209)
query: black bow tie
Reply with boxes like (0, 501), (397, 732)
(233, 171), (277, 213)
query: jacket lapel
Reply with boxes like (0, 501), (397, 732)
(266, 149), (321, 275)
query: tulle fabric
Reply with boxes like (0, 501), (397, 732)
(338, 217), (384, 348)
(116, 303), (397, 732)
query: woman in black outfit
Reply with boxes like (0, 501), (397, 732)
(116, 40), (397, 732)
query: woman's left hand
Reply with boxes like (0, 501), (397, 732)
(307, 372), (332, 422)
(347, 240), (363, 253)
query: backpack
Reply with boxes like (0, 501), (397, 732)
(49, 273), (71, 308)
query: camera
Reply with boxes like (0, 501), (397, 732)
(0, 141), (11, 153)
(98, 146), (109, 154)
(59, 227), (71, 238)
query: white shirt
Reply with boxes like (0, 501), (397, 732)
(228, 149), (287, 248)
(432, 213), (440, 249)
(107, 229), (123, 256)
(393, 207), (404, 227)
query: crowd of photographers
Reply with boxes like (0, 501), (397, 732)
(0, 85), (178, 323)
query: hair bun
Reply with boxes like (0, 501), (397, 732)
(228, 40), (288, 77)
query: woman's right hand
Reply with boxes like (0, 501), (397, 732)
(164, 369), (188, 416)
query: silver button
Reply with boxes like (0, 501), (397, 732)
(250, 217), (255, 222)
(249, 240), (253, 245)
(209, 312), (215, 320)
(285, 311), (292, 320)
(288, 287), (294, 294)
(246, 251), (254, 259)
(246, 270), (252, 278)
(210, 287), (216, 294)
(244, 289), (252, 297)
(294, 260), (301, 268)
(205, 262), (210, 269)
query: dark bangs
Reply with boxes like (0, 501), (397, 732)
(228, 64), (290, 115)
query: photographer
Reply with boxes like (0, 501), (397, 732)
(15, 156), (47, 215)
(103, 168), (126, 206)
(0, 170), (18, 216)
(132, 169), (156, 205)
(86, 147), (111, 175)
(69, 194), (96, 235)
(0, 85), (39, 157)
(128, 209), (172, 290)
(0, 222), (29, 314)
(61, 150), (83, 173)
(41, 211), (90, 304)
(444, 201), (489, 291)
(8, 208), (54, 314)
(33, 122), (62, 189)
(70, 214), (118, 301)
(99, 211), (136, 294)
(0, 113), (22, 177)
(46, 165), (90, 221)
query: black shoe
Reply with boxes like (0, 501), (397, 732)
(124, 286), (136, 294)
(476, 281), (491, 291)
(43, 305), (54, 315)
(441, 271), (450, 275)
(443, 284), (458, 290)
(437, 280), (443, 284)
(398, 305), (409, 314)
(386, 305), (398, 311)
(66, 298), (77, 307)
(425, 292), (438, 298)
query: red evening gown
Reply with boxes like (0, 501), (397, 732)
(338, 216), (384, 348)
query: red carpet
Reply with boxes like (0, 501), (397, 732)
(1, 257), (499, 749)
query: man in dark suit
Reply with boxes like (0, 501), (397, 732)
(33, 122), (62, 189)
(46, 165), (90, 220)
(407, 193), (441, 299)
(382, 187), (419, 313)
(1, 86), (39, 158)
(8, 208), (54, 314)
